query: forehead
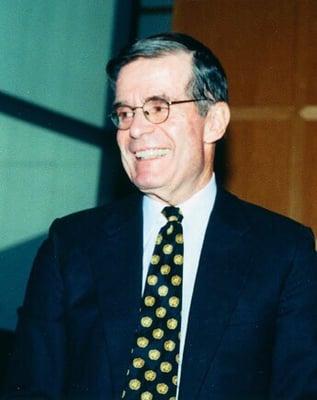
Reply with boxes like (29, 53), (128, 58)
(115, 52), (193, 102)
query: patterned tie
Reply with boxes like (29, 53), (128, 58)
(122, 206), (184, 400)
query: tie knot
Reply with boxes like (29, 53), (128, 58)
(162, 206), (183, 223)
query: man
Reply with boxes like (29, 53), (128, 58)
(5, 33), (317, 399)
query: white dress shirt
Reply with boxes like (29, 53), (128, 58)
(142, 175), (217, 393)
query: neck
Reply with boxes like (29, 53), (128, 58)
(144, 173), (214, 206)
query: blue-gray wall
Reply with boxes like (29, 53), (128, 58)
(0, 0), (116, 331)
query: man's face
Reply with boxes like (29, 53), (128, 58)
(115, 52), (214, 205)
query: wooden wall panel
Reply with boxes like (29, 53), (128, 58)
(301, 123), (317, 230)
(303, 1), (317, 104)
(173, 0), (317, 240)
(173, 0), (297, 106)
(224, 122), (293, 216)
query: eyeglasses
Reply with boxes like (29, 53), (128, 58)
(110, 96), (210, 130)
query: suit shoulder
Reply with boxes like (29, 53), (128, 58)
(222, 190), (315, 244)
(49, 193), (142, 239)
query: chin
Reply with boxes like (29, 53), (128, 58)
(134, 181), (160, 192)
(133, 176), (167, 193)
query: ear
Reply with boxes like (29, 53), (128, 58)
(203, 102), (230, 144)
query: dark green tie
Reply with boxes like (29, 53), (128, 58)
(122, 206), (184, 400)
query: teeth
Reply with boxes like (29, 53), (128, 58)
(135, 148), (169, 160)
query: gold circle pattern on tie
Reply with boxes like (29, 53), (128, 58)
(122, 206), (184, 400)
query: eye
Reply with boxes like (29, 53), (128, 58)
(146, 99), (169, 115)
(116, 106), (134, 121)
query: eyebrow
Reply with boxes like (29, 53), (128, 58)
(112, 94), (171, 109)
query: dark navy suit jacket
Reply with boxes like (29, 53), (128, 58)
(5, 189), (317, 399)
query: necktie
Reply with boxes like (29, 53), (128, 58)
(122, 206), (184, 400)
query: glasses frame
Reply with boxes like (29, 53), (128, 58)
(110, 97), (212, 130)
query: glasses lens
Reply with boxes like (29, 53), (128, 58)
(143, 98), (169, 124)
(111, 106), (134, 129)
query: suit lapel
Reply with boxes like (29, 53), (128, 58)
(179, 189), (254, 399)
(87, 189), (255, 398)
(88, 194), (143, 396)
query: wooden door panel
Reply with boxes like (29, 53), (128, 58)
(173, 0), (317, 240)
(301, 124), (317, 229)
(224, 121), (292, 216)
(173, 0), (297, 106)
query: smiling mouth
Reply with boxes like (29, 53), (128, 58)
(135, 148), (170, 160)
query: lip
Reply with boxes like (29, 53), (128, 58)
(133, 147), (171, 160)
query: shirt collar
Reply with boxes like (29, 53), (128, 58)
(143, 175), (217, 239)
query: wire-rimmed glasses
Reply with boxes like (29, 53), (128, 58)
(110, 96), (210, 130)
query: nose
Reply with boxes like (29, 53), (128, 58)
(129, 108), (154, 139)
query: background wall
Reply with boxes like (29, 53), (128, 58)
(0, 0), (116, 331)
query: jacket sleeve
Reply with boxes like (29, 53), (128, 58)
(4, 220), (67, 399)
(270, 227), (317, 399)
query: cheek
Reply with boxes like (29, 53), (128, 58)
(117, 134), (130, 158)
(174, 127), (204, 164)
(116, 132), (125, 149)
(116, 136), (135, 174)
